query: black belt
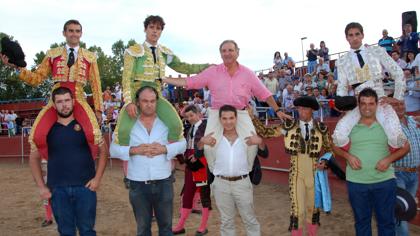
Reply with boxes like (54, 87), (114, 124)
(133, 176), (171, 185)
(216, 174), (248, 181)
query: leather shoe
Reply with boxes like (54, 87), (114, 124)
(41, 220), (53, 227)
(195, 229), (208, 236)
(173, 228), (185, 234)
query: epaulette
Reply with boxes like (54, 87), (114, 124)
(80, 48), (97, 63)
(126, 44), (144, 57)
(159, 44), (173, 56)
(283, 119), (297, 131)
(46, 47), (64, 59)
(315, 121), (328, 135)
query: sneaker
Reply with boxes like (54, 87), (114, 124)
(41, 220), (53, 227)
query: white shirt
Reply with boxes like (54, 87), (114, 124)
(110, 117), (186, 181)
(187, 120), (202, 149)
(65, 44), (79, 60)
(350, 45), (367, 68)
(213, 136), (249, 177)
(299, 119), (314, 139)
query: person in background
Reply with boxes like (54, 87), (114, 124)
(392, 100), (420, 236)
(378, 29), (395, 55)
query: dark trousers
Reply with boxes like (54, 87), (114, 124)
(347, 178), (396, 236)
(129, 177), (174, 236)
(51, 186), (97, 236)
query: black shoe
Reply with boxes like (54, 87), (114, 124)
(41, 220), (53, 227)
(173, 228), (185, 234)
(191, 209), (202, 214)
(195, 229), (208, 236)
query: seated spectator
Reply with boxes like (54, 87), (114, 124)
(264, 72), (280, 100)
(378, 29), (395, 55)
(302, 73), (316, 92)
(316, 57), (330, 74)
(319, 88), (330, 118)
(313, 88), (321, 119)
(283, 89), (295, 114)
(391, 50), (407, 69)
(293, 77), (303, 93)
(318, 41), (330, 62)
(403, 68), (420, 112)
(316, 71), (328, 90)
(282, 84), (294, 108)
(283, 52), (295, 66)
(273, 51), (283, 70)
(405, 51), (416, 70)
(326, 85), (341, 117)
(304, 86), (314, 96)
(325, 72), (336, 95)
(413, 52), (420, 76)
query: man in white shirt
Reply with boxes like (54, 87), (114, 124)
(197, 104), (265, 236)
(110, 86), (186, 236)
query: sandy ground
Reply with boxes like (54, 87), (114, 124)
(1, 159), (419, 236)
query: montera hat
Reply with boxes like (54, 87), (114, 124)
(334, 96), (357, 111)
(1, 37), (27, 67)
(293, 96), (320, 110)
(395, 187), (417, 222)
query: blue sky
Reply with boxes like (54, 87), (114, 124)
(0, 0), (418, 76)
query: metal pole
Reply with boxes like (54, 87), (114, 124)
(108, 122), (113, 169)
(301, 37), (307, 68)
(21, 127), (24, 165)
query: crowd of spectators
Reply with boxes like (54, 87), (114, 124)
(4, 24), (419, 135)
(264, 25), (420, 120)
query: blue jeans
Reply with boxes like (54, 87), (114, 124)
(129, 177), (174, 236)
(395, 171), (419, 236)
(51, 186), (97, 236)
(307, 60), (317, 74)
(347, 178), (396, 236)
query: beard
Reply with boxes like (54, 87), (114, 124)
(57, 108), (74, 118)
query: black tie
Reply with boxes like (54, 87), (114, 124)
(354, 50), (365, 68)
(189, 124), (195, 140)
(150, 46), (157, 64)
(305, 123), (309, 141)
(67, 48), (75, 67)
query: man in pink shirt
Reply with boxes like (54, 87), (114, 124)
(163, 40), (290, 171)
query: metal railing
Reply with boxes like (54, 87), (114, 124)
(0, 126), (31, 164)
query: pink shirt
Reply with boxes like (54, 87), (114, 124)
(186, 63), (272, 109)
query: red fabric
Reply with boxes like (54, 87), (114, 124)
(33, 82), (98, 159)
(192, 157), (208, 182)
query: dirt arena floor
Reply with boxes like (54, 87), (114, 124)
(1, 159), (419, 236)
